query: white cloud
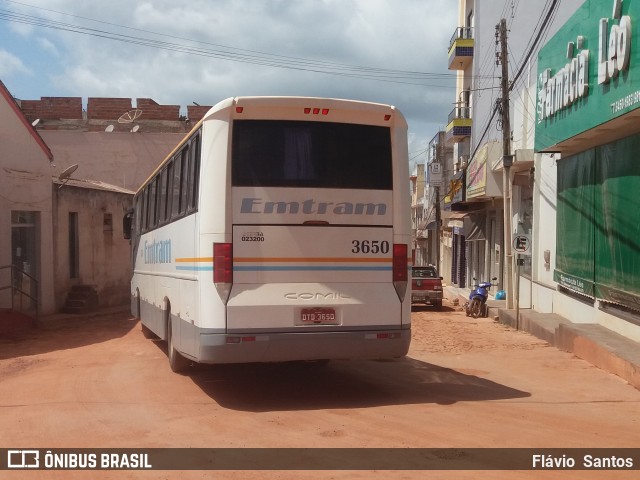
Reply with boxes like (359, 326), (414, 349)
(37, 37), (60, 56)
(0, 49), (31, 76)
(3, 0), (458, 150)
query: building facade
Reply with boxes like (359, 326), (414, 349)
(442, 0), (640, 342)
(410, 163), (427, 265)
(533, 0), (640, 341)
(1, 87), (213, 316)
(445, 0), (579, 295)
(0, 81), (55, 315)
(53, 179), (134, 311)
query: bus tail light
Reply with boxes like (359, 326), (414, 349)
(214, 242), (233, 304)
(304, 107), (330, 115)
(393, 243), (408, 302)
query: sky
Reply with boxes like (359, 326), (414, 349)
(0, 0), (459, 162)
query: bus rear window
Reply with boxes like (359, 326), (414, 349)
(232, 120), (392, 189)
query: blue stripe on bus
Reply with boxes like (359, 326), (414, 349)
(176, 266), (214, 271)
(176, 265), (391, 272)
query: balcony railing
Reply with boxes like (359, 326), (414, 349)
(445, 105), (472, 144)
(448, 106), (471, 124)
(449, 27), (473, 49)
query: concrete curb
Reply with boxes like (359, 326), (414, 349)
(443, 286), (639, 390)
(497, 308), (640, 390)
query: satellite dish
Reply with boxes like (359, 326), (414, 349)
(118, 109), (143, 123)
(131, 125), (140, 133)
(32, 118), (41, 127)
(105, 124), (114, 132)
(59, 164), (79, 181)
(58, 164), (79, 189)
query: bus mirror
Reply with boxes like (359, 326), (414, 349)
(123, 209), (134, 240)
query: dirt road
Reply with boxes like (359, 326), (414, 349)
(1, 302), (638, 479)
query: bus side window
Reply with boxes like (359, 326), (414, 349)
(171, 153), (182, 219)
(142, 185), (150, 232)
(180, 146), (190, 216)
(188, 134), (201, 211)
(158, 167), (168, 224)
(165, 161), (174, 221)
(150, 177), (158, 229)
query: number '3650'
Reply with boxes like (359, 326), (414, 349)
(351, 240), (389, 254)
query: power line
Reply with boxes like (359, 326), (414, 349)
(0, 2), (498, 88)
(469, 0), (560, 162)
(508, 0), (559, 91)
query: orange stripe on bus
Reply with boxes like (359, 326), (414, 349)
(175, 257), (213, 263)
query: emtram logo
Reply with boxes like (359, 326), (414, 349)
(7, 450), (39, 469)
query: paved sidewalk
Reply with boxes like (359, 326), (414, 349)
(443, 285), (640, 390)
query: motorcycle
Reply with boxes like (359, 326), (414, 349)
(464, 277), (498, 318)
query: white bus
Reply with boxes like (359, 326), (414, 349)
(124, 96), (411, 372)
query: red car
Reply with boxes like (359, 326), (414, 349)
(411, 266), (443, 309)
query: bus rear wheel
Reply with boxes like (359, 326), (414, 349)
(167, 317), (190, 373)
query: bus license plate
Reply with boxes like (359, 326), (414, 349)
(300, 308), (337, 325)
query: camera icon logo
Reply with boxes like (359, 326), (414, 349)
(7, 450), (40, 469)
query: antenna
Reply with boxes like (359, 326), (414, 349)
(118, 109), (143, 123)
(58, 164), (79, 189)
(105, 124), (114, 132)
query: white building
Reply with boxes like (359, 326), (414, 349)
(0, 80), (56, 316)
(1, 86), (211, 317)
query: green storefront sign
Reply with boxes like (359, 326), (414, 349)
(536, 0), (640, 151)
(554, 271), (595, 297)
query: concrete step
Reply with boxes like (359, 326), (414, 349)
(62, 285), (99, 314)
(65, 299), (89, 308)
(498, 309), (571, 345)
(67, 291), (98, 301)
(61, 305), (90, 314)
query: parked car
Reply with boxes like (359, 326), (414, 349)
(411, 265), (443, 309)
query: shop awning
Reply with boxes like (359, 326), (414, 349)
(424, 221), (437, 230)
(441, 211), (467, 219)
(463, 213), (487, 241)
(443, 211), (465, 229)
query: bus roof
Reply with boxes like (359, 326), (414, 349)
(136, 96), (406, 194)
(201, 96), (403, 122)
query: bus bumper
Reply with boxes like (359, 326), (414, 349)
(195, 328), (411, 364)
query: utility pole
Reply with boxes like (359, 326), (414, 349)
(435, 184), (441, 272)
(434, 136), (442, 274)
(498, 18), (514, 309)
